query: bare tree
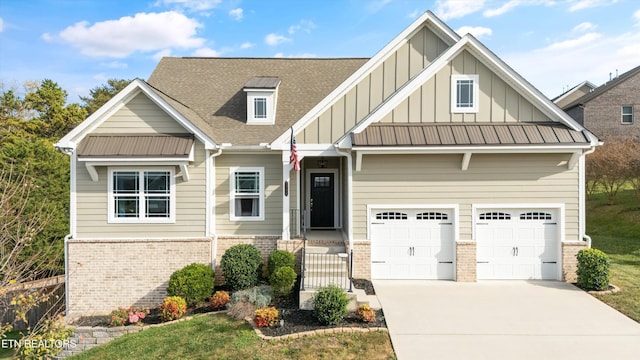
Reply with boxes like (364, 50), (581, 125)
(586, 137), (634, 205)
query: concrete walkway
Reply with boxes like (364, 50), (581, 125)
(374, 280), (640, 360)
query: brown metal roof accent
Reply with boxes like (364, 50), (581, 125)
(77, 134), (194, 158)
(244, 76), (281, 89)
(351, 123), (590, 146)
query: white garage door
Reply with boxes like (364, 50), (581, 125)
(371, 209), (454, 280)
(476, 209), (559, 280)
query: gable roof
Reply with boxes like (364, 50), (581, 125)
(147, 57), (367, 146)
(563, 65), (640, 110)
(339, 34), (598, 147)
(55, 79), (216, 150)
(552, 81), (597, 105)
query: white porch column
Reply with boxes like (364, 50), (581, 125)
(282, 152), (293, 240)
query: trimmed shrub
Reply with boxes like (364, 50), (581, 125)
(254, 306), (279, 328)
(221, 244), (263, 291)
(576, 248), (610, 291)
(356, 304), (376, 323)
(167, 263), (214, 307)
(269, 266), (297, 296)
(160, 296), (187, 322)
(210, 290), (230, 310)
(313, 285), (349, 325)
(267, 250), (295, 277)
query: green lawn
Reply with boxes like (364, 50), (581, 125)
(587, 188), (640, 322)
(69, 313), (395, 360)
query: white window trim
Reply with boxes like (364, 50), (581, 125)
(107, 168), (176, 224)
(230, 167), (265, 221)
(245, 91), (276, 125)
(621, 105), (633, 124)
(451, 74), (479, 113)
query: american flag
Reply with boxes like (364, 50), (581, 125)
(290, 128), (300, 171)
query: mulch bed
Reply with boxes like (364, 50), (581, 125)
(73, 279), (386, 337)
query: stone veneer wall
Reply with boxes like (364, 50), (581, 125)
(456, 241), (476, 282)
(66, 238), (211, 319)
(562, 241), (587, 283)
(347, 241), (371, 280)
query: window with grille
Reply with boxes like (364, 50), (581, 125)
(479, 212), (511, 220)
(519, 212), (552, 220)
(230, 167), (264, 220)
(451, 74), (479, 113)
(375, 212), (408, 220)
(109, 169), (174, 223)
(417, 212), (448, 220)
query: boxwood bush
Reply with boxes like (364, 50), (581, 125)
(269, 266), (297, 296)
(167, 263), (214, 307)
(313, 285), (349, 325)
(576, 248), (610, 291)
(267, 250), (295, 277)
(221, 244), (263, 291)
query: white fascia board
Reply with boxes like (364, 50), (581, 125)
(270, 11), (460, 150)
(553, 81), (597, 104)
(352, 144), (592, 153)
(55, 79), (217, 151)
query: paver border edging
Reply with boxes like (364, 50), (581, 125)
(244, 317), (388, 341)
(588, 284), (620, 295)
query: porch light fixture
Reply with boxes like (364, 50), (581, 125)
(317, 159), (328, 168)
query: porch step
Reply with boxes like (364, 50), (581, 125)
(305, 245), (346, 254)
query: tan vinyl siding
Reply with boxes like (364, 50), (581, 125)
(75, 140), (207, 238)
(215, 153), (282, 236)
(93, 93), (188, 134)
(300, 25), (450, 144)
(352, 154), (579, 242)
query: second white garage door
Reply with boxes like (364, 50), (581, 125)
(371, 209), (454, 280)
(476, 208), (560, 280)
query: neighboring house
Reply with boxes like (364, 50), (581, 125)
(56, 11), (600, 318)
(552, 81), (596, 109)
(561, 65), (640, 139)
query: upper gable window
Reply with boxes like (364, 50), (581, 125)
(622, 105), (633, 124)
(244, 77), (280, 125)
(451, 74), (479, 113)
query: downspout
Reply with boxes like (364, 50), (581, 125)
(581, 146), (597, 248)
(209, 147), (223, 270)
(64, 234), (71, 318)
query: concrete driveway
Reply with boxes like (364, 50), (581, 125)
(374, 280), (640, 360)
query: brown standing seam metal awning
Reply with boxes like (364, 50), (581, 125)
(351, 123), (589, 147)
(77, 134), (195, 158)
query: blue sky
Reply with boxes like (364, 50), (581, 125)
(1, 0), (639, 102)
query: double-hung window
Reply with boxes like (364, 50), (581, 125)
(622, 105), (633, 124)
(109, 169), (175, 223)
(451, 74), (479, 113)
(230, 167), (264, 221)
(254, 98), (267, 119)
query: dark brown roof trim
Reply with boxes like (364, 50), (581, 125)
(77, 134), (194, 158)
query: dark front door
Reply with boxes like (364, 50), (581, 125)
(310, 173), (334, 227)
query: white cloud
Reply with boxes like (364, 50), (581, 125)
(634, 9), (640, 26)
(92, 73), (108, 81)
(154, 0), (221, 12)
(503, 30), (640, 97)
(100, 61), (128, 69)
(41, 32), (52, 41)
(407, 9), (422, 18)
(365, 0), (392, 13)
(191, 47), (220, 57)
(229, 8), (243, 21)
(57, 12), (204, 58)
(568, 0), (618, 12)
(0, 18), (4, 32)
(572, 22), (596, 32)
(484, 0), (555, 17)
(288, 20), (316, 35)
(265, 33), (291, 46)
(240, 42), (255, 49)
(456, 26), (492, 38)
(273, 52), (317, 58)
(435, 0), (485, 20)
(152, 48), (173, 61)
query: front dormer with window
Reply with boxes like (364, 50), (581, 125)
(243, 76), (280, 125)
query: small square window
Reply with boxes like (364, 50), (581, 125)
(254, 98), (267, 119)
(451, 75), (479, 113)
(622, 105), (633, 124)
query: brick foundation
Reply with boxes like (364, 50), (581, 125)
(347, 241), (371, 280)
(562, 241), (587, 283)
(66, 238), (211, 319)
(456, 241), (476, 282)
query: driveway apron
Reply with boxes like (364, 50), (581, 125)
(374, 280), (640, 360)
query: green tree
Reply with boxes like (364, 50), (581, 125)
(80, 78), (131, 115)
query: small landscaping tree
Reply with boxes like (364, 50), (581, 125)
(576, 248), (610, 291)
(269, 266), (297, 297)
(221, 244), (263, 291)
(313, 285), (349, 325)
(167, 263), (214, 307)
(267, 250), (295, 278)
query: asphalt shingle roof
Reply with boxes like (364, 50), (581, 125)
(147, 57), (367, 145)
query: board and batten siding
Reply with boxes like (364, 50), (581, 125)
(299, 25), (449, 144)
(93, 92), (188, 134)
(352, 153), (579, 242)
(215, 153), (283, 236)
(75, 140), (207, 238)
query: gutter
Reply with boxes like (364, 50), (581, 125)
(209, 147), (223, 271)
(581, 145), (598, 248)
(63, 234), (71, 319)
